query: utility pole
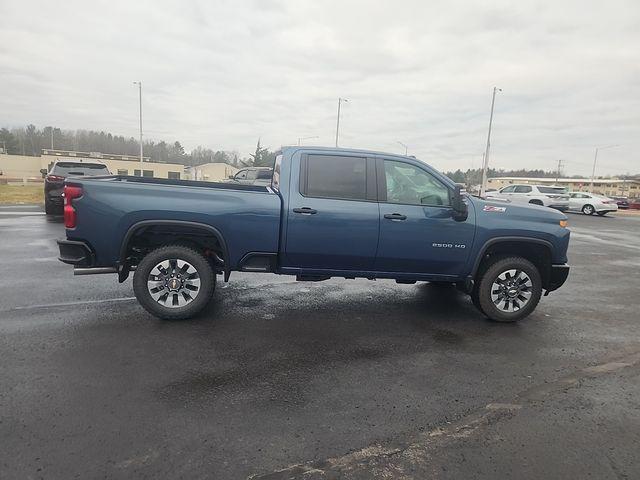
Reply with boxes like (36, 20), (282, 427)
(555, 159), (564, 184)
(335, 97), (348, 147)
(396, 141), (408, 156)
(133, 81), (143, 174)
(50, 127), (54, 149)
(480, 87), (501, 197)
(590, 144), (618, 191)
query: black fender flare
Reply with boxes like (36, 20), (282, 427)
(119, 220), (230, 281)
(470, 236), (554, 278)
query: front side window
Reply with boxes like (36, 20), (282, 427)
(305, 155), (366, 200)
(383, 161), (450, 206)
(514, 185), (532, 193)
(501, 185), (516, 193)
(246, 169), (258, 181)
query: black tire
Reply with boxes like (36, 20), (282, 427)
(133, 244), (216, 320)
(582, 204), (595, 215)
(476, 256), (542, 322)
(470, 287), (484, 315)
(44, 199), (56, 215)
(529, 200), (543, 206)
(596, 211), (607, 216)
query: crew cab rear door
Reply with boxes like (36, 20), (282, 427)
(374, 158), (475, 276)
(283, 153), (379, 270)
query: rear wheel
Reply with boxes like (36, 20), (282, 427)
(475, 256), (542, 322)
(582, 204), (595, 215)
(529, 199), (543, 206)
(133, 245), (216, 320)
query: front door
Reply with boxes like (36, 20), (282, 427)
(374, 158), (475, 276)
(284, 153), (379, 270)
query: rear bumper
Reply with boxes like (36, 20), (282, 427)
(546, 264), (570, 292)
(57, 238), (94, 266)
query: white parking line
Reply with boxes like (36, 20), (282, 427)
(10, 297), (137, 310)
(0, 212), (46, 216)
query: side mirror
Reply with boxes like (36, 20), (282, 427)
(452, 184), (468, 222)
(40, 168), (48, 177)
(228, 175), (235, 179)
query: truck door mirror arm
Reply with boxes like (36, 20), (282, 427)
(451, 184), (468, 222)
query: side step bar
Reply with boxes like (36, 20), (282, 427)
(74, 266), (136, 276)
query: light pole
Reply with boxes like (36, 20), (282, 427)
(298, 136), (319, 145)
(480, 87), (502, 197)
(397, 141), (408, 156)
(590, 144), (619, 191)
(555, 159), (564, 184)
(133, 81), (143, 174)
(50, 126), (54, 149)
(335, 97), (348, 147)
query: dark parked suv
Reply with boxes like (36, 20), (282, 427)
(42, 161), (110, 214)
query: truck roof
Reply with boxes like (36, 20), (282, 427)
(280, 145), (414, 161)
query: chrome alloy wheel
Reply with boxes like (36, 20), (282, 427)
(147, 259), (201, 308)
(490, 269), (533, 313)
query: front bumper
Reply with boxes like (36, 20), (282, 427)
(546, 264), (570, 292)
(57, 238), (94, 266)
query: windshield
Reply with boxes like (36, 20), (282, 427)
(52, 162), (110, 176)
(538, 186), (567, 194)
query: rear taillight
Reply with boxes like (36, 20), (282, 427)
(63, 185), (83, 228)
(46, 175), (65, 182)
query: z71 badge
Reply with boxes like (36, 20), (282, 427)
(483, 205), (507, 213)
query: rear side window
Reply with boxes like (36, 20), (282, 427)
(303, 155), (366, 200)
(538, 186), (566, 194)
(257, 169), (272, 179)
(272, 155), (282, 191)
(52, 162), (109, 176)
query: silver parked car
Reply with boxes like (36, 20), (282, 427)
(487, 184), (569, 211)
(568, 192), (618, 216)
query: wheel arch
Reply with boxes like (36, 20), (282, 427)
(472, 237), (554, 290)
(119, 220), (230, 282)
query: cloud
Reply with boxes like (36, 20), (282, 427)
(1, 0), (638, 175)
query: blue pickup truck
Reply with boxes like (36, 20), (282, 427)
(57, 146), (570, 322)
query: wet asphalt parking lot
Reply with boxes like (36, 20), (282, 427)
(1, 205), (639, 479)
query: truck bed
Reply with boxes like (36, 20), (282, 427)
(65, 174), (281, 268)
(85, 175), (271, 193)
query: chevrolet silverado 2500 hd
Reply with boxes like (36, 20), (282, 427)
(57, 147), (570, 322)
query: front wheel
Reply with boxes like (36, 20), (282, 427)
(476, 256), (542, 322)
(133, 245), (216, 320)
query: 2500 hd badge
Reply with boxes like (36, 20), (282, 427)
(432, 243), (466, 249)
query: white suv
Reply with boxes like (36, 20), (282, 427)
(487, 184), (570, 211)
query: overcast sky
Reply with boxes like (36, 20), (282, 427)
(1, 0), (639, 175)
